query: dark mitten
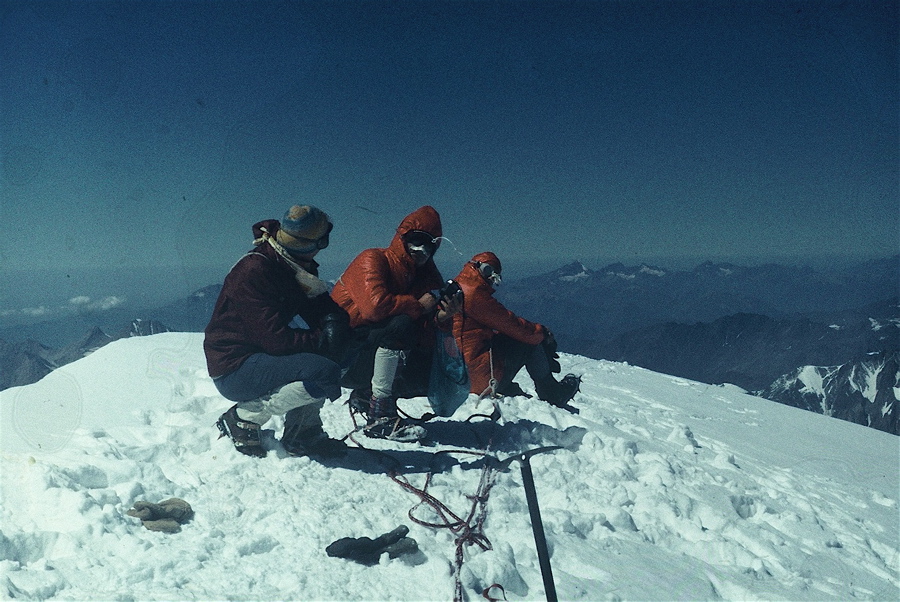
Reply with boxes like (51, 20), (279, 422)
(126, 501), (159, 521)
(127, 498), (194, 533)
(320, 311), (351, 362)
(326, 525), (415, 566)
(158, 498), (195, 523)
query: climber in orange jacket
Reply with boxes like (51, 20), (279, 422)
(331, 205), (462, 440)
(452, 252), (580, 406)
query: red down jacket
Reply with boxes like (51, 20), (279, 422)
(452, 252), (545, 395)
(331, 206), (445, 328)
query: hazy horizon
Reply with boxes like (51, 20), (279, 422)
(1, 252), (895, 335)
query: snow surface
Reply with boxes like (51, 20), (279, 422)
(1, 333), (898, 601)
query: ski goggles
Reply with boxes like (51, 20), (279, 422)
(284, 222), (333, 256)
(402, 230), (440, 255)
(476, 261), (502, 285)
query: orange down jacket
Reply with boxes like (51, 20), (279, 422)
(331, 206), (446, 328)
(452, 252), (545, 395)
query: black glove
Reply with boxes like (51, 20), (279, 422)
(319, 311), (351, 363)
(326, 525), (419, 565)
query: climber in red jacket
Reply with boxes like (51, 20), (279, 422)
(452, 252), (580, 406)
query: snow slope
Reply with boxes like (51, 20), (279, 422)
(1, 333), (897, 601)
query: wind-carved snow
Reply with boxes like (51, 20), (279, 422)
(1, 333), (897, 601)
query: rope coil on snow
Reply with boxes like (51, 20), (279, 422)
(390, 458), (499, 602)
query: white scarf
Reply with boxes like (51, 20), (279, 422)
(254, 228), (329, 298)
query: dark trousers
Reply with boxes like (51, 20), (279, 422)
(341, 314), (432, 397)
(491, 334), (551, 393)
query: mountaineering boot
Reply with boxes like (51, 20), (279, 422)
(216, 405), (267, 458)
(347, 387), (372, 419)
(363, 396), (427, 442)
(554, 373), (582, 406)
(494, 380), (532, 398)
(534, 373), (582, 407)
(281, 402), (346, 458)
(282, 424), (347, 458)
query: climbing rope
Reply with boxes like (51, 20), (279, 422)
(340, 394), (508, 601)
(390, 452), (499, 602)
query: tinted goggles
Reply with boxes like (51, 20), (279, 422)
(476, 262), (502, 285)
(286, 222), (332, 255)
(403, 230), (440, 254)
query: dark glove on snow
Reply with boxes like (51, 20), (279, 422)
(326, 525), (419, 566)
(127, 498), (194, 533)
(319, 311), (351, 363)
(542, 331), (561, 374)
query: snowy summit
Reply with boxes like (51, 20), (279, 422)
(1, 333), (898, 601)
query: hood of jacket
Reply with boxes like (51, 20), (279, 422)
(470, 251), (501, 274)
(387, 205), (443, 261)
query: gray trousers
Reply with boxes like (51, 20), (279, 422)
(213, 352), (341, 429)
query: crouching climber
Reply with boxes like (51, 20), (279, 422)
(204, 205), (350, 458)
(331, 205), (461, 441)
(452, 252), (581, 405)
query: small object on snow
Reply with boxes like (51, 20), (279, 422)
(127, 498), (194, 533)
(325, 525), (419, 565)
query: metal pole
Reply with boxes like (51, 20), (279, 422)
(519, 453), (558, 602)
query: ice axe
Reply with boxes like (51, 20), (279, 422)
(493, 446), (562, 602)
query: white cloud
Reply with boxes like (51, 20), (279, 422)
(91, 296), (125, 311)
(67, 295), (126, 312)
(21, 306), (51, 317)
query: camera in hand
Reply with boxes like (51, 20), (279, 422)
(438, 280), (462, 303)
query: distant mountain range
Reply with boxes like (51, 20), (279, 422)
(0, 319), (168, 391)
(496, 256), (898, 435)
(587, 298), (898, 391)
(2, 257), (897, 434)
(498, 256), (898, 344)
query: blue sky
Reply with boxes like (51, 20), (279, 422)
(1, 0), (897, 313)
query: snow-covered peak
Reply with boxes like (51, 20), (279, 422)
(692, 261), (742, 277)
(638, 264), (666, 277)
(554, 260), (591, 282)
(1, 334), (897, 600)
(602, 262), (667, 280)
